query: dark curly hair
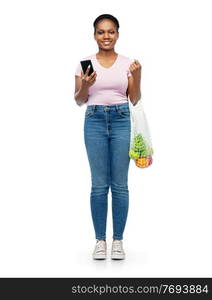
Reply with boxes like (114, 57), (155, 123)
(93, 14), (119, 34)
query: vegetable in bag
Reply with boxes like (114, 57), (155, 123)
(129, 100), (153, 168)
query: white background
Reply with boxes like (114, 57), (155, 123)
(0, 0), (212, 277)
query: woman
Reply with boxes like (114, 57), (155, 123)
(74, 14), (141, 260)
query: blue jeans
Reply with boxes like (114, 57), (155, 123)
(84, 102), (131, 240)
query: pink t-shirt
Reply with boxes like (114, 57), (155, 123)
(75, 53), (133, 105)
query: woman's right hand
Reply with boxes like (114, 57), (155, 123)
(81, 65), (97, 89)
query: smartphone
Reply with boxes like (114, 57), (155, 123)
(80, 60), (94, 76)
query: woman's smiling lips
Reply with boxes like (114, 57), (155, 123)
(101, 41), (112, 45)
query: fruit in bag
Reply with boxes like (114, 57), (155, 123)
(135, 156), (153, 168)
(129, 100), (153, 168)
(129, 133), (153, 168)
(129, 150), (140, 159)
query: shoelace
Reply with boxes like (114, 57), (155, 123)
(95, 241), (106, 253)
(112, 241), (123, 253)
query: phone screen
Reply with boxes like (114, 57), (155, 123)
(80, 60), (94, 76)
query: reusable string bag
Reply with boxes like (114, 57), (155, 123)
(129, 100), (154, 168)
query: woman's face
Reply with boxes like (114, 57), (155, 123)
(94, 19), (119, 51)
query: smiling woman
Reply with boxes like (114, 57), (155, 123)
(74, 14), (142, 261)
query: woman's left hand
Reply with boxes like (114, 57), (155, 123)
(129, 59), (142, 78)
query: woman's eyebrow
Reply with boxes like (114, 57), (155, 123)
(97, 29), (115, 31)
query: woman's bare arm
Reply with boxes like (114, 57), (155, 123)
(127, 59), (142, 105)
(74, 66), (97, 106)
(127, 75), (141, 105)
(74, 76), (89, 106)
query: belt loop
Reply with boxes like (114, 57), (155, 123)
(93, 105), (96, 111)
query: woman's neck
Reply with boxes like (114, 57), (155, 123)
(96, 50), (118, 59)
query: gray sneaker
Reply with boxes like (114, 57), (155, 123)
(111, 240), (125, 260)
(92, 240), (107, 260)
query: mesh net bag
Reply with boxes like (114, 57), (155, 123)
(129, 100), (154, 168)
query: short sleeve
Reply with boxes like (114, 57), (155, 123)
(127, 69), (132, 77)
(127, 58), (134, 77)
(75, 62), (82, 77)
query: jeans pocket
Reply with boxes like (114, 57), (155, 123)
(85, 109), (95, 118)
(118, 108), (130, 118)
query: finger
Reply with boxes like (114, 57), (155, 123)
(91, 73), (97, 80)
(81, 70), (86, 78)
(134, 59), (141, 66)
(90, 75), (96, 81)
(88, 71), (96, 80)
(90, 71), (97, 78)
(137, 61), (141, 67)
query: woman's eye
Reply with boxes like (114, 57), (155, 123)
(98, 32), (115, 34)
